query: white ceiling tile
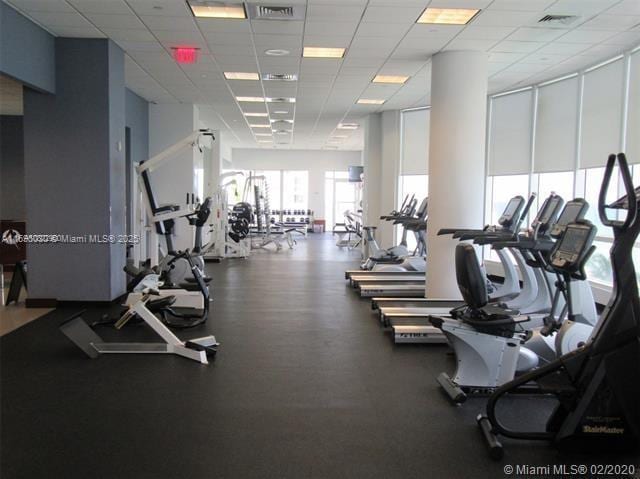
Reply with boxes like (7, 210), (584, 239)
(103, 29), (156, 42)
(577, 43), (627, 58)
(406, 24), (464, 39)
(457, 25), (518, 40)
(557, 29), (619, 43)
(603, 30), (640, 45)
(488, 51), (529, 62)
(391, 47), (437, 61)
(507, 27), (569, 42)
(305, 21), (359, 36)
(361, 5), (424, 23)
(6, 0), (74, 13)
(491, 40), (545, 53)
(428, 0), (492, 7)
(254, 34), (301, 50)
(536, 42), (591, 55)
(546, 0), (620, 15)
(85, 13), (145, 29)
(68, 0), (130, 14)
(127, 0), (191, 17)
(211, 44), (255, 56)
(471, 9), (542, 27)
(356, 22), (411, 37)
(306, 4), (365, 22)
(444, 38), (499, 51)
(26, 11), (92, 27)
(487, 0), (556, 11)
(141, 15), (197, 31)
(579, 14), (640, 31)
(251, 20), (304, 35)
(203, 33), (252, 47)
(303, 35), (352, 48)
(154, 30), (204, 45)
(50, 25), (105, 37)
(196, 18), (251, 33)
(607, 0), (640, 16)
(520, 52), (572, 64)
(502, 62), (551, 73)
(117, 37), (164, 52)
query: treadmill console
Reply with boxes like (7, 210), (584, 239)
(497, 196), (524, 228)
(549, 199), (588, 237)
(550, 222), (597, 271)
(531, 194), (563, 231)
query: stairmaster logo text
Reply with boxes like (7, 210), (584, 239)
(1, 229), (20, 247)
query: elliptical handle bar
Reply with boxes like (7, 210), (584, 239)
(514, 192), (537, 231)
(599, 153), (636, 230)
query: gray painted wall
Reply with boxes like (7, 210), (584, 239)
(0, 2), (55, 93)
(125, 89), (149, 167)
(23, 38), (126, 301)
(0, 115), (26, 220)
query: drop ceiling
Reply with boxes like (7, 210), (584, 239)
(4, 0), (640, 151)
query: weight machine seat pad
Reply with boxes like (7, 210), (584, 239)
(147, 296), (177, 311)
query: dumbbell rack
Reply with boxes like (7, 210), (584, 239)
(270, 209), (314, 232)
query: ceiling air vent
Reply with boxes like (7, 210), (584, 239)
(537, 14), (580, 26)
(262, 73), (298, 81)
(246, 4), (306, 21)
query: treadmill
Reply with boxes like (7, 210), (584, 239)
(358, 195), (530, 300)
(387, 195), (580, 344)
(345, 197), (427, 279)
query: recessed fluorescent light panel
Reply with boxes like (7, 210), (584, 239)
(188, 1), (247, 19)
(332, 135), (348, 139)
(373, 75), (409, 84)
(244, 112), (269, 117)
(255, 133), (272, 137)
(267, 97), (296, 103)
(236, 96), (265, 102)
(224, 72), (259, 80)
(303, 47), (346, 58)
(265, 49), (290, 56)
(262, 73), (298, 81)
(417, 8), (480, 25)
(357, 99), (385, 105)
(273, 110), (289, 114)
(250, 124), (271, 128)
(338, 123), (359, 130)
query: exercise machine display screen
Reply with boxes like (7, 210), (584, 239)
(551, 224), (593, 269)
(537, 196), (562, 225)
(557, 203), (585, 227)
(503, 198), (520, 218)
(498, 196), (524, 228)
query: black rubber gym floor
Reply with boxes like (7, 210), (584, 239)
(1, 234), (638, 479)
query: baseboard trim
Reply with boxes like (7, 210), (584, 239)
(25, 298), (57, 308)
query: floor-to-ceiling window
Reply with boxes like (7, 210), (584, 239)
(325, 171), (359, 229)
(480, 46), (640, 291)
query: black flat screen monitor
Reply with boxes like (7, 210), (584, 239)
(348, 166), (364, 183)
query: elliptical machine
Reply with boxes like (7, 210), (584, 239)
(478, 153), (640, 459)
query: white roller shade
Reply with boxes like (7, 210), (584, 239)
(580, 58), (624, 169)
(488, 89), (533, 175)
(627, 52), (640, 164)
(534, 76), (579, 172)
(401, 108), (429, 175)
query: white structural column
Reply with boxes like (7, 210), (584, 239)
(379, 110), (401, 247)
(362, 113), (383, 230)
(426, 51), (488, 298)
(362, 111), (401, 248)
